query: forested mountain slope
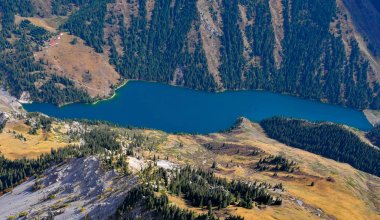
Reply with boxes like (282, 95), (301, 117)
(1, 0), (380, 109)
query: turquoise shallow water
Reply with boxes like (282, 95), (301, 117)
(23, 81), (372, 134)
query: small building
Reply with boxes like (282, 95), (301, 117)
(49, 40), (57, 46)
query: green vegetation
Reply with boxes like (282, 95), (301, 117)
(52, 0), (92, 16)
(25, 113), (53, 134)
(0, 128), (120, 191)
(260, 117), (380, 177)
(18, 211), (28, 217)
(112, 0), (217, 90)
(0, 36), (90, 105)
(0, 1), (91, 105)
(70, 37), (78, 45)
(166, 166), (282, 208)
(0, 120), (7, 133)
(217, 0), (380, 109)
(255, 155), (298, 173)
(219, 0), (246, 89)
(115, 164), (281, 219)
(115, 185), (214, 220)
(1, 0), (380, 109)
(62, 0), (111, 53)
(0, 0), (34, 37)
(19, 20), (52, 45)
(366, 125), (380, 147)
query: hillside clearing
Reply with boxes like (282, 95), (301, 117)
(34, 33), (121, 98)
(0, 120), (72, 160)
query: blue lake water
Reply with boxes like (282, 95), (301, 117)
(23, 81), (372, 133)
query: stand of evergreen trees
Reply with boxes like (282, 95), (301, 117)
(0, 128), (120, 192)
(366, 125), (380, 147)
(0, 0), (91, 105)
(62, 0), (112, 53)
(115, 164), (282, 219)
(2, 0), (380, 109)
(52, 0), (93, 16)
(260, 117), (380, 177)
(255, 155), (298, 173)
(167, 166), (281, 208)
(104, 0), (380, 109)
(114, 185), (215, 220)
(19, 20), (52, 45)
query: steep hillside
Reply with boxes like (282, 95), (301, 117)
(60, 0), (380, 109)
(342, 0), (380, 58)
(0, 156), (136, 220)
(1, 0), (380, 108)
(35, 32), (121, 98)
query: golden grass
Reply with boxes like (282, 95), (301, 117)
(233, 126), (380, 220)
(0, 120), (71, 160)
(34, 33), (121, 98)
(158, 120), (380, 220)
(228, 202), (319, 220)
(0, 109), (376, 219)
(14, 15), (58, 33)
(13, 15), (120, 98)
(167, 194), (207, 216)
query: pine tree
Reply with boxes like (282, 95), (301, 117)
(208, 200), (213, 216)
(211, 161), (217, 169)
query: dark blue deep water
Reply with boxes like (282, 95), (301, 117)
(23, 81), (372, 133)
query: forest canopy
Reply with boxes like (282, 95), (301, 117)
(260, 117), (380, 177)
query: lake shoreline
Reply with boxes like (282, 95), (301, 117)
(90, 80), (129, 105)
(23, 81), (373, 133)
(88, 79), (371, 113)
(364, 109), (380, 127)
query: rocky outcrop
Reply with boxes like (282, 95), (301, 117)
(0, 156), (137, 220)
(269, 0), (284, 69)
(196, 0), (223, 89)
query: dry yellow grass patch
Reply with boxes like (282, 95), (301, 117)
(14, 15), (58, 33)
(157, 120), (380, 220)
(13, 15), (118, 99)
(167, 185), (316, 220)
(231, 123), (380, 220)
(159, 134), (215, 166)
(0, 120), (70, 160)
(35, 33), (121, 98)
(167, 194), (207, 216)
(228, 202), (319, 220)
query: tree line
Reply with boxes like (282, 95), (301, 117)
(80, 0), (380, 109)
(0, 127), (120, 192)
(0, 0), (91, 105)
(366, 125), (380, 147)
(114, 164), (282, 219)
(2, 0), (380, 109)
(260, 117), (380, 177)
